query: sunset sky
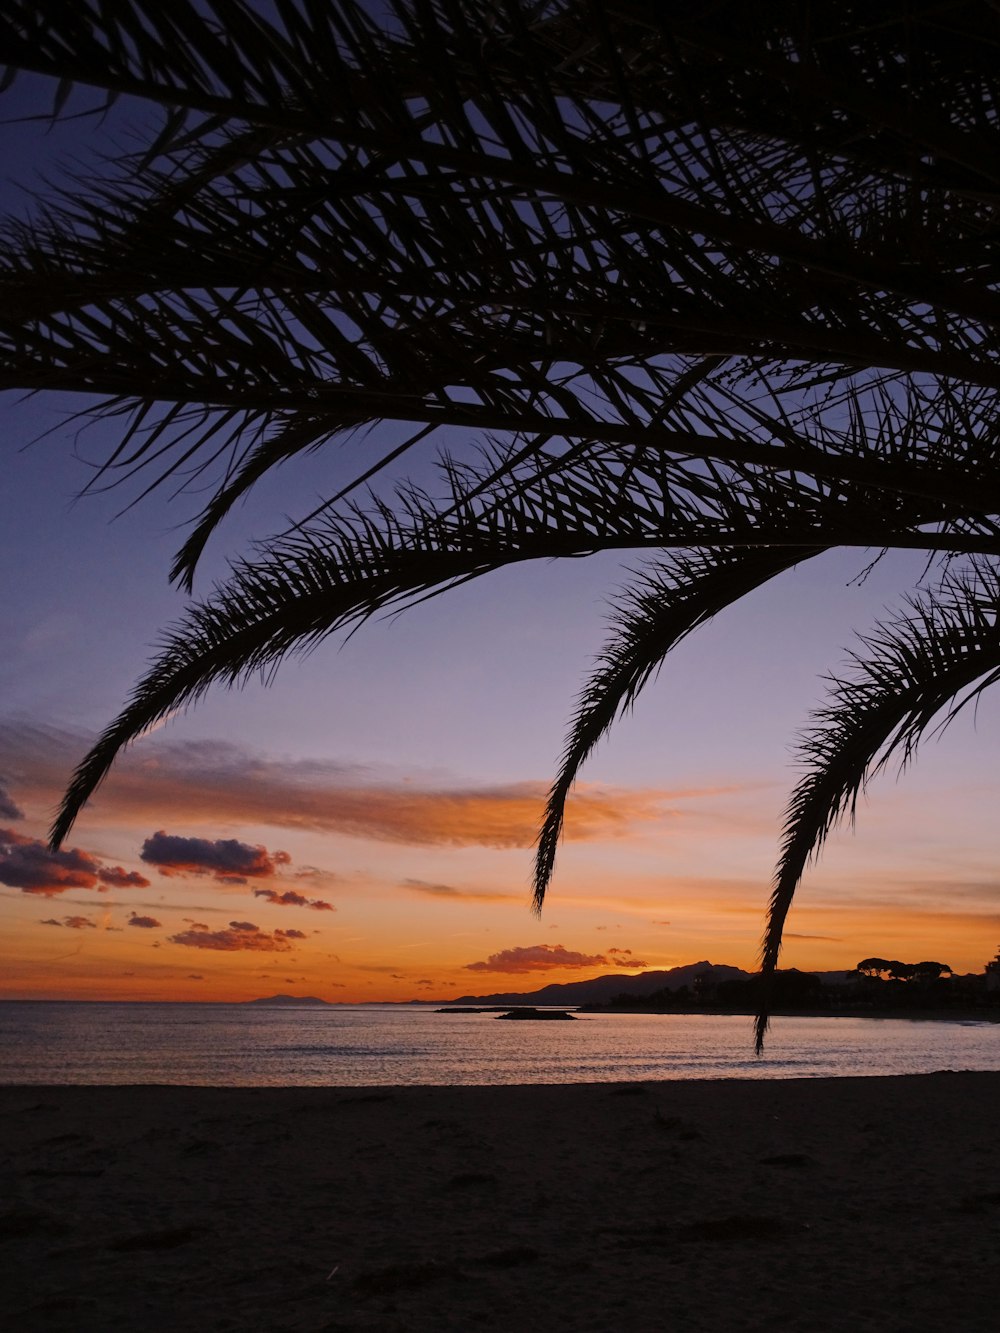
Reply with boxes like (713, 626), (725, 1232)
(3, 74), (999, 1003)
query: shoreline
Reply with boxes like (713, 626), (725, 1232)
(579, 1004), (1000, 1023)
(4, 1072), (999, 1330)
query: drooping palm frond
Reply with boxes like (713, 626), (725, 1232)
(755, 564), (1000, 1050)
(533, 544), (826, 910)
(5, 0), (1000, 585)
(47, 431), (875, 847)
(3, 2), (1000, 1039)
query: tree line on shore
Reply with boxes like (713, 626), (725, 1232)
(583, 950), (1000, 1014)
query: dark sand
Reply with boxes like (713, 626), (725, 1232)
(2, 1073), (998, 1331)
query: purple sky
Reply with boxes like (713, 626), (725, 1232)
(2, 63), (998, 1001)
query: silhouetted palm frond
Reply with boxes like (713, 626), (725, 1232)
(3, 1), (1000, 1042)
(755, 564), (1000, 1049)
(533, 544), (825, 909)
(5, 0), (1000, 580)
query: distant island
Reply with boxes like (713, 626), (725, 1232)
(243, 994), (331, 1007)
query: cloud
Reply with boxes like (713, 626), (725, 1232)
(98, 866), (150, 888)
(168, 920), (299, 952)
(401, 878), (520, 902)
(608, 947), (648, 969)
(140, 831), (291, 884)
(0, 780), (23, 821)
(464, 944), (612, 974)
(252, 887), (334, 911)
(127, 912), (161, 929)
(1, 825), (151, 897)
(40, 914), (97, 929)
(0, 722), (711, 850)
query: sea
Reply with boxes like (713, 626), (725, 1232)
(0, 1002), (997, 1085)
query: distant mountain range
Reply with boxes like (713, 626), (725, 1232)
(446, 961), (753, 1007)
(243, 965), (862, 1010)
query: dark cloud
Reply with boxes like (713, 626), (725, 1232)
(608, 947), (648, 969)
(140, 831), (291, 884)
(252, 887), (334, 911)
(416, 979), (435, 988)
(1, 826), (150, 897)
(277, 928), (307, 940)
(187, 973), (204, 980)
(39, 914), (98, 929)
(127, 912), (161, 929)
(168, 921), (298, 952)
(0, 780), (24, 821)
(465, 944), (611, 974)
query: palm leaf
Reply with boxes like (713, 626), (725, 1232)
(533, 544), (826, 910)
(1, 2), (998, 1033)
(756, 564), (1000, 1050)
(5, 0), (1000, 575)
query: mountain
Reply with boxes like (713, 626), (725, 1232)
(243, 993), (331, 1007)
(447, 962), (751, 1007)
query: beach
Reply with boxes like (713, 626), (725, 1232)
(2, 1072), (998, 1331)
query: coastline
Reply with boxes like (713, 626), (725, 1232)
(4, 1073), (998, 1330)
(579, 1004), (1000, 1023)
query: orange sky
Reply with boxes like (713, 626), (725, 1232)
(3, 709), (998, 1002)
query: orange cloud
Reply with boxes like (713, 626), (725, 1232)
(400, 878), (520, 901)
(465, 943), (613, 973)
(3, 722), (720, 849)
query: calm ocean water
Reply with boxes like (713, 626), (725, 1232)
(0, 1002), (997, 1085)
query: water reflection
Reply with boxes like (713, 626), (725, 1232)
(0, 1002), (996, 1086)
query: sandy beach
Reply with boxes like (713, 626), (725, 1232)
(2, 1073), (998, 1331)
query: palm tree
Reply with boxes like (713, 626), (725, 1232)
(3, 0), (1000, 1047)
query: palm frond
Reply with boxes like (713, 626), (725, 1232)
(2, 1), (999, 1035)
(533, 544), (825, 910)
(755, 564), (1000, 1050)
(6, 0), (1000, 577)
